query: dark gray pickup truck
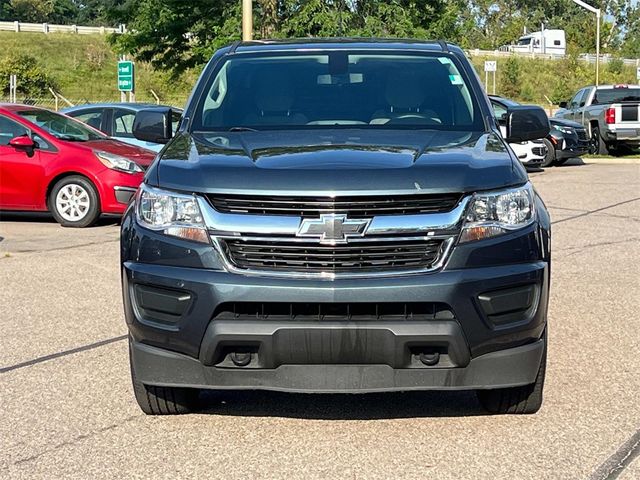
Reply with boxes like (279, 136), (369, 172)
(556, 84), (640, 154)
(122, 39), (551, 415)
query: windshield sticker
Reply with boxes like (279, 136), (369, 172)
(449, 74), (463, 85)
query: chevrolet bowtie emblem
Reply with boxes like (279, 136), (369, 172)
(297, 214), (371, 244)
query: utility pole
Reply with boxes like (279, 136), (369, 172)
(570, 0), (601, 86)
(242, 0), (253, 41)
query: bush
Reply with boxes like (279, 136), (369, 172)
(0, 54), (58, 97)
(500, 57), (521, 99)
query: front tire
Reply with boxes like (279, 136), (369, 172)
(130, 343), (199, 415)
(476, 331), (547, 415)
(540, 138), (556, 167)
(49, 175), (100, 227)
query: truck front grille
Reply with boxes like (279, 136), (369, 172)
(207, 193), (462, 217)
(219, 237), (446, 273)
(576, 129), (588, 141)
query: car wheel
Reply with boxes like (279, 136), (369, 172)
(49, 175), (101, 228)
(130, 342), (199, 415)
(476, 330), (547, 415)
(540, 139), (556, 167)
(589, 127), (609, 156)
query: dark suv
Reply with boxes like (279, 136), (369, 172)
(122, 39), (551, 415)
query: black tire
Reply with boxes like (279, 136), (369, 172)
(476, 331), (547, 415)
(49, 175), (101, 227)
(540, 138), (556, 168)
(130, 346), (199, 415)
(589, 126), (609, 156)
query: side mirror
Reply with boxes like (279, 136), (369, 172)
(497, 112), (508, 126)
(505, 105), (550, 143)
(9, 136), (36, 156)
(558, 101), (568, 109)
(133, 108), (173, 144)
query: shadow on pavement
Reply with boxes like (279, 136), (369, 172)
(197, 389), (488, 420)
(556, 157), (586, 167)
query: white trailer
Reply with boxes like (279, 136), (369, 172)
(509, 29), (566, 56)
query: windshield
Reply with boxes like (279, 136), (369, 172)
(592, 88), (640, 105)
(194, 52), (483, 131)
(17, 109), (107, 141)
(518, 37), (532, 45)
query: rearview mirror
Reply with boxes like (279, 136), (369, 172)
(133, 108), (173, 144)
(505, 106), (550, 143)
(9, 136), (36, 156)
(558, 101), (567, 109)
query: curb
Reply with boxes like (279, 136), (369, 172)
(582, 157), (640, 165)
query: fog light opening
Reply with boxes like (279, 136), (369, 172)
(419, 351), (440, 366)
(230, 351), (252, 367)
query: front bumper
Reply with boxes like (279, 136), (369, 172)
(122, 223), (549, 391)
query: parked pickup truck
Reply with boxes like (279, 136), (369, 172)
(555, 84), (640, 155)
(123, 39), (551, 416)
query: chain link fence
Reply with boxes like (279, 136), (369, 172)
(0, 95), (188, 111)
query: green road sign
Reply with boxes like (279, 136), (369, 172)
(117, 61), (134, 92)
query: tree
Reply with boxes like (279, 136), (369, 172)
(0, 54), (57, 97)
(9, 0), (54, 22)
(500, 57), (521, 98)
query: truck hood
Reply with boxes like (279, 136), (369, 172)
(549, 118), (583, 129)
(152, 129), (526, 194)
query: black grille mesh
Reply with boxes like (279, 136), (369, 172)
(207, 193), (462, 217)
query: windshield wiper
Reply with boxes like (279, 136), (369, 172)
(227, 126), (259, 132)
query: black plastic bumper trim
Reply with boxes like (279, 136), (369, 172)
(130, 337), (545, 393)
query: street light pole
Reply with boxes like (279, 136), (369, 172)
(570, 0), (601, 86)
(242, 0), (253, 41)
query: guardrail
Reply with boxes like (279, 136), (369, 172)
(0, 21), (125, 34)
(466, 48), (640, 66)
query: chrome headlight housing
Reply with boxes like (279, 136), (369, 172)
(460, 183), (535, 242)
(94, 150), (143, 174)
(136, 184), (208, 243)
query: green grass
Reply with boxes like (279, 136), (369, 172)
(0, 32), (198, 106)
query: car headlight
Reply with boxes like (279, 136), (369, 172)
(136, 184), (209, 243)
(552, 125), (574, 135)
(95, 150), (143, 174)
(460, 183), (535, 242)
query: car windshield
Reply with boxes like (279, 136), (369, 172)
(17, 109), (107, 141)
(592, 88), (640, 104)
(194, 51), (482, 131)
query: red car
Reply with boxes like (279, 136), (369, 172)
(0, 104), (155, 227)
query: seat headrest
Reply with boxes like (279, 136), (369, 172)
(254, 71), (295, 113)
(385, 72), (426, 110)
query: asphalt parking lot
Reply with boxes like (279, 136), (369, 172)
(1, 160), (639, 479)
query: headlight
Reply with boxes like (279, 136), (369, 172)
(460, 183), (535, 242)
(136, 184), (209, 243)
(552, 125), (574, 135)
(95, 150), (143, 174)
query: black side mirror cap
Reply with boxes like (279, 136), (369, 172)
(133, 108), (173, 144)
(558, 101), (567, 109)
(505, 105), (550, 143)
